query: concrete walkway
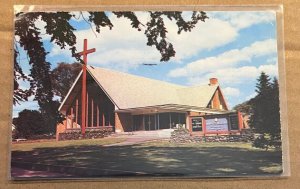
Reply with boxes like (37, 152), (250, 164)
(105, 129), (173, 146)
(104, 136), (160, 146)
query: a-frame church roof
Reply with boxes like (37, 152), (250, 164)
(59, 66), (227, 112)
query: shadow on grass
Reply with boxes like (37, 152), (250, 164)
(11, 142), (282, 178)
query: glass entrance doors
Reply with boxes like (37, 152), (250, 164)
(144, 114), (156, 131)
(132, 112), (186, 131)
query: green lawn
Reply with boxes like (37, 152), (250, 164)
(11, 137), (126, 151)
(11, 139), (283, 178)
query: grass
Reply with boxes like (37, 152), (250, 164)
(143, 141), (254, 149)
(143, 141), (280, 152)
(11, 137), (127, 151)
(11, 139), (283, 178)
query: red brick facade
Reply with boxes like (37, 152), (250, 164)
(211, 89), (228, 110)
(56, 120), (67, 141)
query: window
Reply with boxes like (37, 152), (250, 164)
(191, 117), (203, 132)
(229, 115), (239, 130)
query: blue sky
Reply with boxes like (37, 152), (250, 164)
(13, 11), (279, 117)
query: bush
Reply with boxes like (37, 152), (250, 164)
(252, 134), (270, 150)
(13, 109), (46, 139)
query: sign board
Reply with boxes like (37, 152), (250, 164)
(229, 115), (239, 130)
(206, 118), (228, 132)
(191, 118), (202, 131)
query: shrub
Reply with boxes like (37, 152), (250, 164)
(13, 109), (46, 139)
(252, 134), (269, 150)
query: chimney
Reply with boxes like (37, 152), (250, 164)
(209, 78), (218, 86)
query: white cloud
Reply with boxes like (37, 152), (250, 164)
(188, 64), (278, 86)
(209, 11), (276, 30)
(49, 12), (239, 71)
(258, 64), (278, 76)
(48, 43), (74, 63)
(162, 16), (238, 61)
(50, 13), (162, 71)
(266, 56), (278, 64)
(48, 11), (276, 72)
(222, 87), (241, 97)
(168, 39), (277, 78)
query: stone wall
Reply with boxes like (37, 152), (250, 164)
(58, 127), (113, 141)
(170, 128), (254, 143)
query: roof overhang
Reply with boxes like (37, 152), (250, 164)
(115, 104), (234, 115)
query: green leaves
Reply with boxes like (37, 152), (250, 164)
(164, 11), (208, 34)
(113, 11), (141, 30)
(145, 12), (174, 61)
(41, 12), (76, 49)
(51, 62), (82, 99)
(15, 12), (51, 105)
(250, 72), (281, 149)
(89, 12), (113, 33)
(13, 109), (46, 138)
(144, 11), (208, 61)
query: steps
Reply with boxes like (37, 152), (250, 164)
(113, 129), (174, 138)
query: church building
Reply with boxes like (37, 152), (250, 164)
(56, 65), (244, 139)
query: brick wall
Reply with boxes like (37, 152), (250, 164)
(56, 120), (67, 141)
(115, 112), (132, 132)
(212, 90), (221, 109)
(188, 111), (206, 116)
(186, 114), (191, 131)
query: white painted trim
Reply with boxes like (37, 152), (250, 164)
(86, 66), (120, 110)
(58, 70), (83, 112)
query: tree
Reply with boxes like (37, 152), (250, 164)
(269, 77), (281, 140)
(13, 109), (46, 138)
(51, 62), (82, 100)
(233, 100), (252, 115)
(250, 72), (281, 149)
(39, 100), (64, 134)
(250, 72), (272, 133)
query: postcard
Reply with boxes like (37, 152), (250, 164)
(11, 5), (288, 179)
